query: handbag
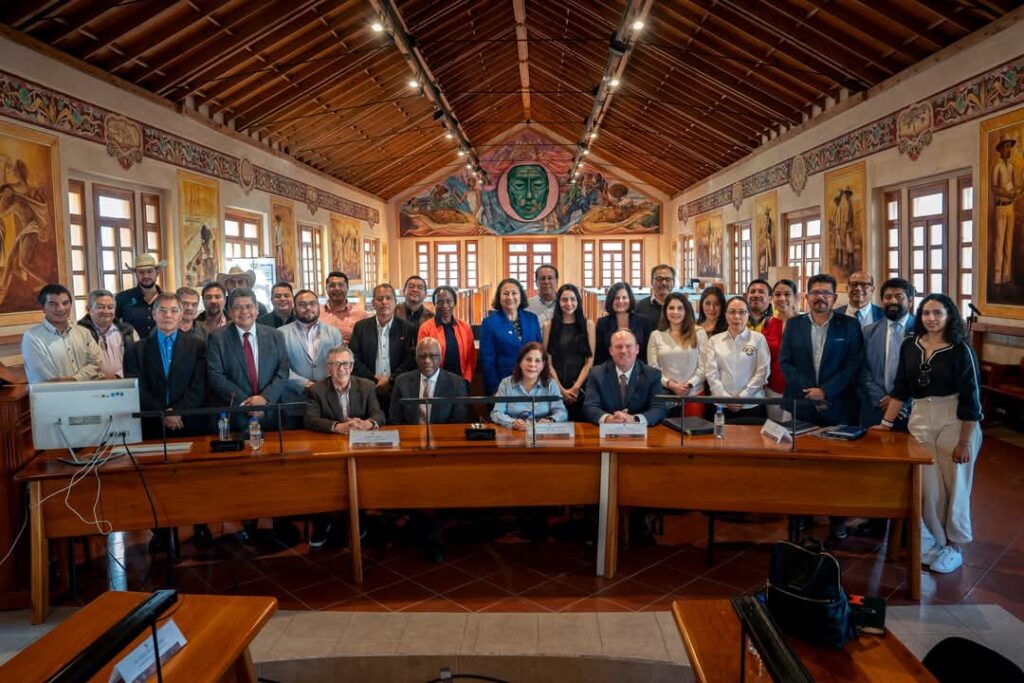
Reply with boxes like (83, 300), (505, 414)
(765, 538), (856, 648)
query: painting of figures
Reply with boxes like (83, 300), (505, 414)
(178, 171), (219, 287)
(330, 213), (362, 280)
(979, 108), (1024, 319)
(271, 199), (297, 286)
(0, 121), (65, 325)
(695, 212), (723, 279)
(823, 161), (866, 284)
(753, 191), (778, 280)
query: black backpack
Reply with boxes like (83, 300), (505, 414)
(765, 538), (856, 648)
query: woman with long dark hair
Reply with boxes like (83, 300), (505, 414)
(763, 278), (800, 422)
(703, 296), (770, 420)
(647, 292), (707, 416)
(479, 278), (542, 394)
(542, 284), (595, 421)
(696, 285), (728, 337)
(874, 294), (982, 575)
(490, 342), (568, 429)
(594, 282), (651, 366)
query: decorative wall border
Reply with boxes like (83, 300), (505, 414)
(678, 53), (1024, 222)
(0, 69), (380, 226)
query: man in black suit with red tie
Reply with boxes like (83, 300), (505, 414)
(349, 283), (417, 414)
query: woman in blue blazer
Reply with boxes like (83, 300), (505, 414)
(480, 278), (542, 394)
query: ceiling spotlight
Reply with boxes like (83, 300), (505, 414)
(458, 149), (467, 157)
(466, 163), (472, 169)
(582, 147), (590, 155)
(570, 179), (576, 184)
(631, 20), (645, 31)
(609, 78), (620, 88)
(590, 131), (598, 140)
(445, 131), (454, 140)
(407, 79), (419, 89)
(371, 21), (384, 33)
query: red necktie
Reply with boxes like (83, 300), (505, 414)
(243, 331), (258, 395)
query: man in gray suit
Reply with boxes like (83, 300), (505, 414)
(206, 288), (291, 431)
(280, 289), (343, 423)
(390, 338), (469, 426)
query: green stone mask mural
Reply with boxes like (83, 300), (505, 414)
(505, 163), (549, 220)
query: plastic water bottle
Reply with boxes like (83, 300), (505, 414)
(714, 406), (725, 440)
(248, 417), (263, 452)
(217, 412), (230, 440)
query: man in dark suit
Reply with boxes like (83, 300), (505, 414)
(780, 273), (864, 542)
(390, 338), (469, 426)
(256, 281), (296, 329)
(835, 271), (884, 328)
(584, 329), (667, 426)
(349, 283), (416, 414)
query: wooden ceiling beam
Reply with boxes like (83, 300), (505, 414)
(1, 0), (64, 30)
(74, 1), (180, 62)
(511, 0), (531, 121)
(799, 0), (941, 60)
(26, 0), (121, 47)
(848, 1), (967, 43)
(909, 0), (996, 30)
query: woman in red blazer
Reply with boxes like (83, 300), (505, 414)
(418, 285), (476, 385)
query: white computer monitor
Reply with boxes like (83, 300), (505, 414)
(30, 378), (142, 451)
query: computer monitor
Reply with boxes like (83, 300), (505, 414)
(30, 378), (142, 451)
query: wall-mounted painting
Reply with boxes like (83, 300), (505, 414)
(270, 198), (297, 286)
(979, 108), (1024, 319)
(695, 212), (723, 279)
(0, 121), (65, 325)
(178, 170), (220, 287)
(399, 129), (660, 237)
(330, 213), (361, 280)
(753, 191), (778, 281)
(823, 161), (866, 285)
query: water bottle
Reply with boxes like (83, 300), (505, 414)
(714, 406), (725, 440)
(248, 416), (263, 452)
(217, 412), (230, 440)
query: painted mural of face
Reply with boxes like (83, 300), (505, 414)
(507, 164), (548, 220)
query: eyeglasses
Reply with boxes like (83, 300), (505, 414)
(327, 361), (354, 369)
(653, 276), (674, 283)
(295, 301), (318, 308)
(849, 281), (873, 289)
(918, 361), (932, 387)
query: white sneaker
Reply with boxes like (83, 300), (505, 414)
(921, 543), (942, 565)
(930, 546), (963, 574)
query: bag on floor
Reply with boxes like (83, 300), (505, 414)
(765, 538), (856, 648)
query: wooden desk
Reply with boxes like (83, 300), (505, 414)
(0, 384), (33, 610)
(672, 599), (935, 682)
(0, 591), (276, 682)
(605, 428), (932, 600)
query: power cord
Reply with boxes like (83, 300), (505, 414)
(425, 669), (509, 683)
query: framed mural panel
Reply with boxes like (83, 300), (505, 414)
(823, 161), (866, 286)
(329, 213), (361, 280)
(178, 170), (220, 287)
(695, 212), (723, 279)
(978, 108), (1024, 319)
(0, 121), (66, 325)
(753, 191), (778, 280)
(271, 198), (297, 286)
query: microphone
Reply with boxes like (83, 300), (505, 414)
(968, 303), (981, 316)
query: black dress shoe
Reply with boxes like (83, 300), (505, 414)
(855, 519), (888, 537)
(309, 521), (332, 549)
(192, 524), (214, 548)
(273, 519), (301, 548)
(238, 521), (259, 545)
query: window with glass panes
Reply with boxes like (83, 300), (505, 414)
(224, 209), (261, 259)
(785, 210), (821, 291)
(682, 236), (695, 284)
(730, 222), (753, 292)
(503, 239), (555, 295)
(465, 240), (478, 288)
(141, 193), (161, 263)
(884, 191), (901, 281)
(67, 180), (89, 319)
(629, 240), (644, 287)
(416, 242), (430, 281)
(434, 242), (461, 287)
(957, 176), (973, 317)
(582, 240), (596, 288)
(908, 182), (946, 297)
(362, 239), (379, 290)
(93, 184), (136, 293)
(299, 223), (324, 292)
(598, 241), (625, 288)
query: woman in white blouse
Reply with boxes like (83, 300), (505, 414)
(704, 296), (771, 421)
(647, 293), (707, 417)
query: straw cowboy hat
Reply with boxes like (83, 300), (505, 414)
(217, 265), (256, 288)
(996, 133), (1017, 151)
(125, 252), (166, 270)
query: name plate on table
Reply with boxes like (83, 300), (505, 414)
(111, 618), (186, 683)
(761, 419), (793, 443)
(599, 422), (648, 439)
(349, 430), (400, 447)
(534, 422), (575, 439)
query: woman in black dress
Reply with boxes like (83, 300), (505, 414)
(542, 284), (596, 421)
(594, 282), (651, 366)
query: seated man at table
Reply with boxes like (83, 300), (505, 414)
(583, 329), (667, 427)
(389, 338), (469, 426)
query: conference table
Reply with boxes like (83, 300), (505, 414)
(16, 424), (932, 623)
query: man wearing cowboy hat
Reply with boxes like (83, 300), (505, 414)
(218, 266), (269, 316)
(116, 253), (164, 337)
(992, 133), (1020, 285)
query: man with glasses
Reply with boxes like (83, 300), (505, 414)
(389, 337), (469, 426)
(780, 273), (864, 542)
(257, 282), (296, 329)
(836, 271), (883, 327)
(176, 286), (206, 342)
(527, 264), (559, 324)
(279, 289), (343, 409)
(637, 265), (676, 329)
(395, 275), (433, 328)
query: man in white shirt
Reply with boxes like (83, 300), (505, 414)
(77, 289), (136, 378)
(22, 284), (102, 383)
(349, 284), (417, 413)
(836, 271), (882, 327)
(526, 264), (559, 324)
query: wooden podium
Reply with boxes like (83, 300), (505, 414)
(0, 375), (32, 611)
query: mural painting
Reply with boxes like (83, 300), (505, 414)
(178, 170), (220, 287)
(753, 191), (778, 280)
(271, 198), (297, 286)
(823, 161), (867, 285)
(330, 213), (361, 280)
(695, 212), (723, 279)
(399, 129), (660, 237)
(0, 121), (65, 324)
(979, 107), (1024, 319)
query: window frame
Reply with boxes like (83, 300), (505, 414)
(502, 238), (557, 296)
(730, 221), (753, 293)
(784, 208), (822, 292)
(908, 180), (947, 298)
(224, 207), (263, 260)
(92, 182), (137, 294)
(298, 222), (325, 294)
(957, 175), (973, 318)
(68, 180), (89, 320)
(362, 238), (380, 291)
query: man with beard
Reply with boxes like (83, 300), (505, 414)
(176, 286), (206, 342)
(116, 253), (164, 338)
(279, 289), (343, 409)
(744, 279), (772, 332)
(196, 282), (228, 335)
(526, 264), (559, 325)
(636, 265), (675, 329)
(836, 271), (883, 328)
(257, 282), (296, 329)
(78, 288), (136, 378)
(395, 275), (433, 328)
(319, 271), (367, 340)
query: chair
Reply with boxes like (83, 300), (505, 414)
(923, 636), (1024, 682)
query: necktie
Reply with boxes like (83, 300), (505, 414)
(884, 321), (902, 393)
(420, 377), (431, 424)
(243, 332), (258, 395)
(619, 373), (628, 410)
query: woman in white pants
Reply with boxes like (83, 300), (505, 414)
(873, 294), (982, 574)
